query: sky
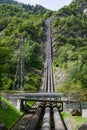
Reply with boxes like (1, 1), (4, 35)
(15, 0), (73, 11)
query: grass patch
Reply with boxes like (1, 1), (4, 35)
(0, 97), (22, 129)
(26, 101), (36, 108)
(62, 111), (87, 130)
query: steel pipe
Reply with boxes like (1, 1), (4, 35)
(53, 106), (65, 130)
(25, 107), (42, 130)
(11, 92), (62, 99)
(41, 106), (51, 130)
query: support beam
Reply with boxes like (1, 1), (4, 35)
(11, 92), (62, 99)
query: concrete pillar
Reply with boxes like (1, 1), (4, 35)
(16, 99), (27, 112)
(16, 99), (21, 111)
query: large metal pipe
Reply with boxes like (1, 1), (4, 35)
(41, 106), (51, 130)
(53, 106), (65, 130)
(47, 62), (51, 93)
(25, 107), (42, 130)
(11, 92), (62, 99)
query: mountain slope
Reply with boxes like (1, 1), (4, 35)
(55, 0), (87, 17)
(52, 0), (87, 99)
(0, 0), (19, 4)
(0, 0), (52, 15)
(0, 1), (52, 91)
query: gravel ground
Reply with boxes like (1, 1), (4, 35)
(65, 118), (72, 130)
(54, 68), (66, 87)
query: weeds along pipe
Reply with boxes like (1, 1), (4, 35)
(41, 104), (51, 130)
(52, 105), (66, 130)
(25, 106), (43, 130)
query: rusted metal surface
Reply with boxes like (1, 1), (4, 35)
(25, 107), (43, 130)
(10, 114), (33, 130)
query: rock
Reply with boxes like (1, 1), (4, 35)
(83, 8), (87, 15)
(71, 105), (82, 116)
(1, 101), (8, 110)
(0, 123), (7, 130)
(71, 108), (80, 116)
(77, 122), (87, 130)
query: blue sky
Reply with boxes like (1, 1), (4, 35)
(15, 0), (73, 11)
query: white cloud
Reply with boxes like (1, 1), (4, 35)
(15, 0), (28, 4)
(16, 0), (73, 11)
(16, 0), (42, 6)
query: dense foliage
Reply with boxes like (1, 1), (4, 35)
(52, 0), (87, 99)
(0, 97), (22, 129)
(0, 1), (52, 91)
(0, 0), (19, 4)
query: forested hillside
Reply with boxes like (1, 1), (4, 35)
(0, 0), (87, 99)
(0, 0), (19, 4)
(0, 0), (52, 91)
(52, 0), (87, 100)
